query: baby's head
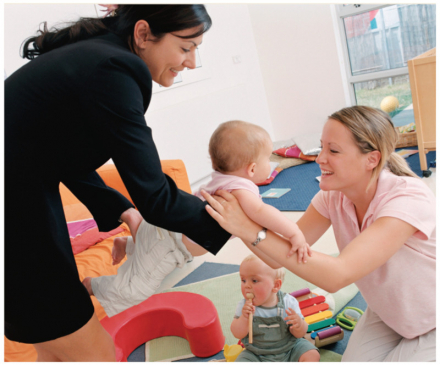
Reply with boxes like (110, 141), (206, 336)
(239, 254), (285, 307)
(209, 120), (272, 183)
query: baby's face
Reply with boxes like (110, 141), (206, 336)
(240, 259), (278, 307)
(252, 140), (273, 184)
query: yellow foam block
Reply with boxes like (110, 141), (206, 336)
(304, 310), (333, 324)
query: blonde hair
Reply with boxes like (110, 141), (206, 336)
(242, 254), (285, 282)
(209, 120), (271, 173)
(329, 106), (418, 190)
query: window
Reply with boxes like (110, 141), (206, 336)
(335, 4), (436, 126)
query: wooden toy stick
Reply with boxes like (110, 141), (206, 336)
(246, 293), (254, 343)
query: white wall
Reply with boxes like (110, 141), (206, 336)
(247, 4), (348, 140)
(4, 4), (273, 186)
(4, 4), (99, 75)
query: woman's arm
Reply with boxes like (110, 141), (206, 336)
(296, 204), (332, 246)
(86, 55), (231, 255)
(232, 189), (300, 239)
(62, 171), (135, 232)
(201, 190), (417, 293)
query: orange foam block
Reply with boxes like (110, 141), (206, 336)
(101, 292), (225, 361)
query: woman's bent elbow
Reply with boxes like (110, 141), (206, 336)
(320, 278), (350, 293)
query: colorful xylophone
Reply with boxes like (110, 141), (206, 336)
(290, 288), (344, 347)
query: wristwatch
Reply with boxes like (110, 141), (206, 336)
(252, 228), (267, 247)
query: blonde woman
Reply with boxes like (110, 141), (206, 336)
(201, 106), (436, 362)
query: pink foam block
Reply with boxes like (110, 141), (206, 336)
(101, 292), (225, 361)
(317, 325), (342, 340)
(290, 288), (311, 298)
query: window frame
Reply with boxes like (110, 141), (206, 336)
(335, 4), (410, 105)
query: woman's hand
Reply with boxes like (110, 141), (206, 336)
(200, 189), (260, 242)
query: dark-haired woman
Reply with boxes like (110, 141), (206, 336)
(5, 5), (230, 361)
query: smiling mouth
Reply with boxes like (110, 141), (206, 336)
(321, 170), (334, 176)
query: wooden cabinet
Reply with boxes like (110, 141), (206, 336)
(407, 48), (436, 176)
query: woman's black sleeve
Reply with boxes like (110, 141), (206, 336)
(62, 171), (134, 232)
(83, 55), (231, 254)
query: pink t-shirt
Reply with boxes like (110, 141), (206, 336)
(194, 171), (260, 200)
(312, 169), (436, 339)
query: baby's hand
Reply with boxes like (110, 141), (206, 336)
(284, 307), (302, 329)
(242, 301), (255, 319)
(287, 231), (312, 263)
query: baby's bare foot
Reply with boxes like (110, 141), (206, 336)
(112, 236), (128, 265)
(82, 277), (94, 296)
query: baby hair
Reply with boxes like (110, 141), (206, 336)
(242, 254), (285, 282)
(329, 106), (418, 190)
(209, 120), (271, 173)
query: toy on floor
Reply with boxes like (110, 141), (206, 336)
(336, 306), (364, 330)
(291, 287), (314, 302)
(223, 344), (244, 362)
(292, 288), (344, 348)
(311, 325), (344, 347)
(100, 292), (225, 361)
(246, 292), (254, 343)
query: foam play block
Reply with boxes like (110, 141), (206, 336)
(301, 303), (330, 317)
(304, 310), (333, 324)
(101, 292), (225, 361)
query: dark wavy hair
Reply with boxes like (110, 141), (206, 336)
(21, 5), (212, 60)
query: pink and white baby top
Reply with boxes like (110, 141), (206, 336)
(193, 171), (260, 241)
(194, 171), (260, 200)
(312, 169), (436, 339)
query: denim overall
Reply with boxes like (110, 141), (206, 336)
(237, 291), (317, 362)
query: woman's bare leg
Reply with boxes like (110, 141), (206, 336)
(33, 313), (115, 361)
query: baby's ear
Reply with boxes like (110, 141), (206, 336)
(246, 162), (256, 177)
(272, 278), (282, 292)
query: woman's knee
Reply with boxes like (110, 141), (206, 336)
(33, 314), (116, 361)
(34, 344), (62, 362)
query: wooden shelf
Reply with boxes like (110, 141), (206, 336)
(408, 47), (436, 173)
